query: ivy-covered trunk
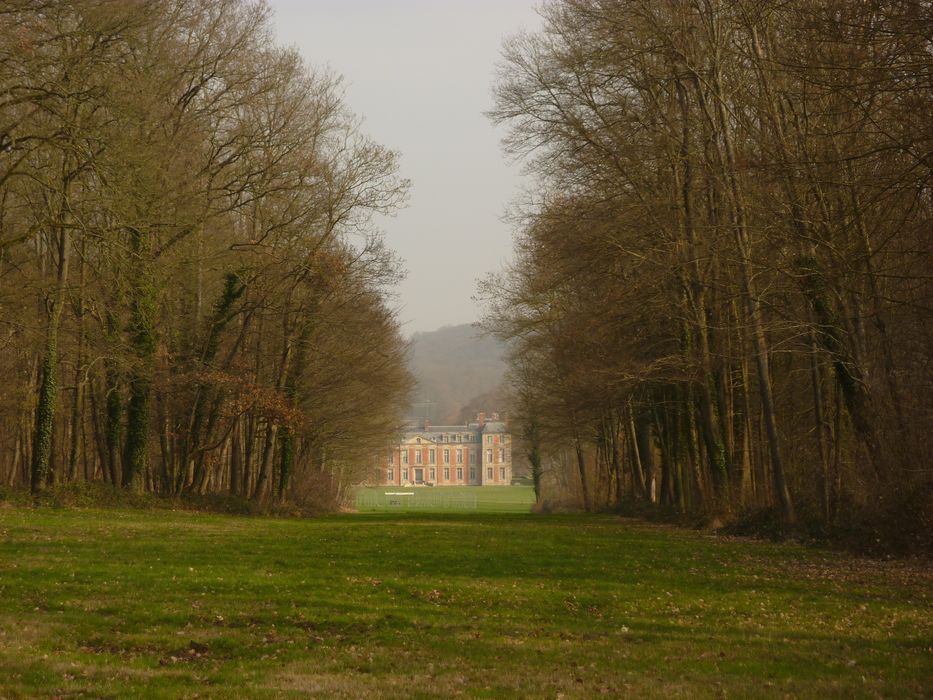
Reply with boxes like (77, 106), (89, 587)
(187, 272), (245, 493)
(523, 415), (543, 504)
(31, 334), (61, 493)
(122, 230), (157, 491)
(277, 321), (312, 501)
(31, 218), (71, 494)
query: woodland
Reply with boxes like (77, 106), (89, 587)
(482, 0), (932, 547)
(0, 0), (412, 506)
(1, 0), (931, 551)
(0, 4), (930, 696)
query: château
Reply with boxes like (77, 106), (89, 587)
(381, 413), (512, 486)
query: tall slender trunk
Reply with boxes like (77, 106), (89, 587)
(122, 229), (157, 491)
(808, 330), (831, 523)
(674, 76), (729, 500)
(573, 434), (591, 512)
(687, 34), (795, 523)
(252, 420), (277, 502)
(735, 325), (754, 505)
(749, 23), (881, 483)
(277, 321), (312, 501)
(634, 410), (656, 504)
(187, 273), (245, 493)
(31, 211), (71, 493)
(525, 416), (544, 504)
(626, 406), (647, 498)
(229, 419), (242, 497)
(67, 240), (87, 482)
(609, 415), (623, 508)
(243, 414), (256, 497)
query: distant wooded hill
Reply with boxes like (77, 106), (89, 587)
(407, 324), (507, 424)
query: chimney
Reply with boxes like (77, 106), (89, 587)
(477, 412), (486, 429)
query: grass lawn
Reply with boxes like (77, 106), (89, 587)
(355, 486), (536, 513)
(0, 507), (930, 698)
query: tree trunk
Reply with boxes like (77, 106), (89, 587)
(573, 435), (591, 512)
(31, 215), (70, 494)
(634, 411), (656, 504)
(688, 40), (796, 524)
(122, 231), (157, 491)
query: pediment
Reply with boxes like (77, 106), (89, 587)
(402, 436), (435, 446)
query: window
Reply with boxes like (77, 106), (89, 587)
(456, 467), (463, 480)
(444, 467), (450, 480)
(429, 449), (435, 464)
(500, 467), (505, 481)
(388, 452), (394, 465)
(415, 451), (422, 464)
(499, 448), (505, 463)
(456, 450), (463, 464)
(486, 435), (493, 444)
(443, 449), (450, 464)
(469, 467), (476, 480)
(469, 451), (476, 465)
(487, 467), (493, 480)
(486, 449), (493, 463)
(455, 434), (461, 442)
(387, 468), (394, 481)
(429, 467), (436, 481)
(403, 468), (409, 481)
(402, 451), (408, 465)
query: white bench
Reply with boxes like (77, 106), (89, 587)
(385, 491), (414, 506)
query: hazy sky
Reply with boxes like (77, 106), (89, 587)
(267, 0), (541, 335)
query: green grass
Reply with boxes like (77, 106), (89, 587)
(355, 485), (536, 513)
(0, 507), (930, 698)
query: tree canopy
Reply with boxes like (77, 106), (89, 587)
(0, 0), (413, 505)
(483, 0), (932, 540)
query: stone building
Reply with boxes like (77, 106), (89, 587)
(381, 412), (512, 486)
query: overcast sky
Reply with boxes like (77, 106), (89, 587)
(267, 0), (541, 335)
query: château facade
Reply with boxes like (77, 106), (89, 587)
(380, 413), (512, 486)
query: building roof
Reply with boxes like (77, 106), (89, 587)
(404, 433), (469, 442)
(410, 425), (473, 432)
(396, 416), (509, 442)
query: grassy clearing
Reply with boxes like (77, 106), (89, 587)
(355, 486), (536, 513)
(0, 507), (930, 698)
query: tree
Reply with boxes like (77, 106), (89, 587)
(483, 0), (931, 539)
(0, 0), (412, 508)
